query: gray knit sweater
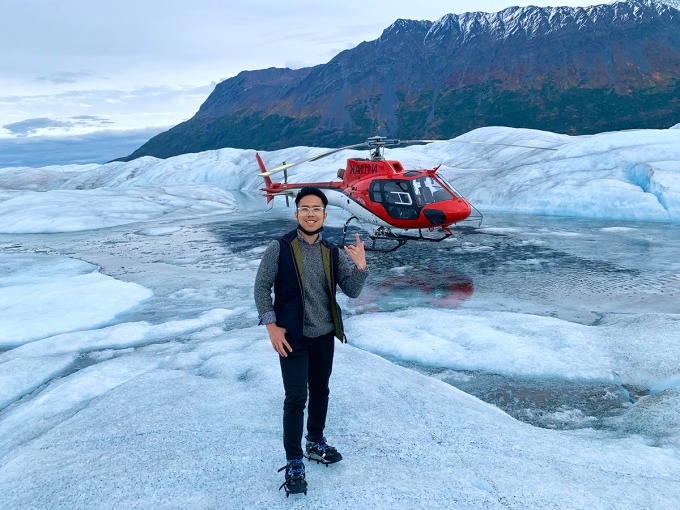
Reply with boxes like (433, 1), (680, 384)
(254, 232), (368, 338)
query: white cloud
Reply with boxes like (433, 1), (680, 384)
(35, 71), (95, 85)
(3, 118), (75, 137)
(3, 115), (115, 137)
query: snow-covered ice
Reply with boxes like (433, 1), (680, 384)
(1, 125), (679, 234)
(0, 254), (152, 347)
(1, 126), (679, 508)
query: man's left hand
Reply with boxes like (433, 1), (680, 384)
(344, 232), (367, 271)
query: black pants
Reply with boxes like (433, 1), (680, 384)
(279, 331), (335, 460)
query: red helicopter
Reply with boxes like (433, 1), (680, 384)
(255, 136), (553, 251)
(256, 137), (481, 251)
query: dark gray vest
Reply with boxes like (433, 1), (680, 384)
(274, 229), (345, 342)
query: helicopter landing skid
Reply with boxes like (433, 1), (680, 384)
(341, 217), (453, 253)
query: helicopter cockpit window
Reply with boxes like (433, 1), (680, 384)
(435, 176), (463, 199)
(412, 176), (454, 205)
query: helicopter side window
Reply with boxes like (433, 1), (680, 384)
(381, 181), (419, 220)
(383, 181), (413, 206)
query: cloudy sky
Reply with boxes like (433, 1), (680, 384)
(1, 0), (599, 167)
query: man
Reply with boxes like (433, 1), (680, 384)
(254, 186), (368, 496)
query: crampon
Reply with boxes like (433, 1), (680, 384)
(278, 459), (307, 497)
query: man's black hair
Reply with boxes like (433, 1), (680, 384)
(295, 186), (328, 207)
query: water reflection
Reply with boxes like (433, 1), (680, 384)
(352, 275), (474, 313)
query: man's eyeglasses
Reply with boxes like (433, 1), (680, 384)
(297, 206), (325, 214)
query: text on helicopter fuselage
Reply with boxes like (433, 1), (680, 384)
(348, 162), (379, 176)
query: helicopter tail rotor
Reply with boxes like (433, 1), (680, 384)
(284, 167), (289, 207)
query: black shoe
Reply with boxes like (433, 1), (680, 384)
(305, 437), (343, 465)
(277, 459), (307, 497)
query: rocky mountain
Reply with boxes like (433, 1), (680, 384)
(121, 0), (680, 160)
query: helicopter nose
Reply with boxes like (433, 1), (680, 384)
(423, 200), (472, 226)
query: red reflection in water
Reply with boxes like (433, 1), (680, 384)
(352, 276), (474, 313)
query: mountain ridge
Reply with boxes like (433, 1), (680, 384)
(121, 0), (680, 161)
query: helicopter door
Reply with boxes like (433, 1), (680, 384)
(370, 180), (419, 220)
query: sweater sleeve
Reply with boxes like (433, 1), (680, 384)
(254, 240), (280, 324)
(337, 249), (368, 298)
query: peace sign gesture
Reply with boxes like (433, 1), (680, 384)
(344, 233), (367, 271)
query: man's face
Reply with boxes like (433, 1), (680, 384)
(295, 194), (327, 231)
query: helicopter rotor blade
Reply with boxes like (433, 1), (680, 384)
(259, 142), (367, 177)
(258, 136), (558, 179)
(463, 140), (558, 151)
(395, 139), (443, 144)
(399, 139), (557, 151)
